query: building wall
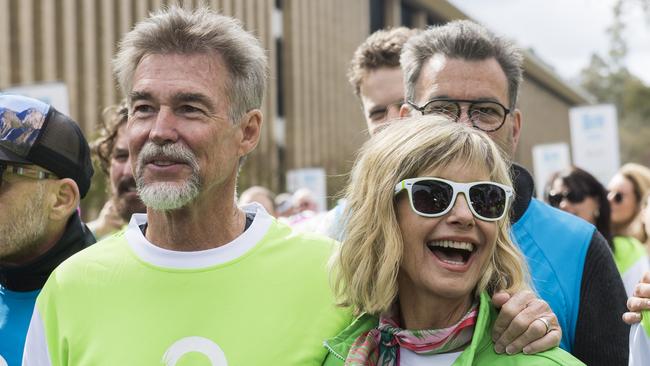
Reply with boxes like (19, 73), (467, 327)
(281, 0), (369, 201)
(515, 76), (575, 174)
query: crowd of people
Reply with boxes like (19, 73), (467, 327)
(1, 6), (650, 365)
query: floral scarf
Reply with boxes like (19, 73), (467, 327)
(345, 303), (478, 365)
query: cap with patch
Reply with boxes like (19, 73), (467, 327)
(0, 94), (94, 197)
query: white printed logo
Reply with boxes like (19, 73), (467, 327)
(162, 337), (228, 366)
(0, 355), (8, 366)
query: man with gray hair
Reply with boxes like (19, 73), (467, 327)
(23, 7), (350, 365)
(399, 20), (628, 365)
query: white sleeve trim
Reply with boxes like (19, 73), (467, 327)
(22, 308), (52, 366)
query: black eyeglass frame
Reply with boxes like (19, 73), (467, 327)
(407, 98), (511, 132)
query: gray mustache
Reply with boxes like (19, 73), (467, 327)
(136, 142), (200, 173)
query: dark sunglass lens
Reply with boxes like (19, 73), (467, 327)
(469, 184), (507, 219)
(614, 192), (623, 203)
(548, 193), (562, 207)
(411, 180), (453, 215)
(566, 191), (585, 203)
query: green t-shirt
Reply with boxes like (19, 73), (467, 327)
(24, 205), (352, 365)
(612, 236), (650, 296)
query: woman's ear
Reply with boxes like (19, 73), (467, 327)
(48, 178), (81, 222)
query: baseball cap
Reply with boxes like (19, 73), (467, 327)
(0, 94), (94, 197)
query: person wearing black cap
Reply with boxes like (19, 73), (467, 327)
(0, 94), (95, 365)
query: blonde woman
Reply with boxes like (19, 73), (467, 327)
(324, 116), (583, 365)
(608, 163), (650, 245)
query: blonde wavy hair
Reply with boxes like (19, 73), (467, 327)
(332, 115), (530, 315)
(617, 163), (650, 243)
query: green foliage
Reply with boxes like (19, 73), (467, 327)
(579, 0), (650, 166)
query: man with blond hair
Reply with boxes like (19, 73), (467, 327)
(23, 7), (350, 365)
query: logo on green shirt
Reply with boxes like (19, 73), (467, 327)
(162, 336), (228, 365)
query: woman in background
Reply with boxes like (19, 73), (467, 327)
(608, 163), (650, 245)
(546, 166), (612, 245)
(547, 166), (648, 296)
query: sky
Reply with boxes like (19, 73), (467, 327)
(448, 0), (650, 85)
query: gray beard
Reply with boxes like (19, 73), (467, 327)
(0, 183), (49, 261)
(135, 142), (202, 211)
(137, 178), (201, 211)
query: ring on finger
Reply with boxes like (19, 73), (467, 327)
(535, 317), (551, 334)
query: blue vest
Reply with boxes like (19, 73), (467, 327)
(0, 287), (39, 366)
(512, 198), (594, 352)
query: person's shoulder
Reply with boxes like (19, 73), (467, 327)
(323, 313), (378, 364)
(48, 229), (130, 284)
(265, 218), (339, 251)
(518, 199), (595, 236)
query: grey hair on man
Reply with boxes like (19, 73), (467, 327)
(400, 20), (523, 110)
(113, 6), (267, 123)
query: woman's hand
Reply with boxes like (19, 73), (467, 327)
(623, 271), (650, 324)
(491, 290), (561, 355)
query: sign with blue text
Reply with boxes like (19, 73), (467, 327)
(532, 143), (571, 199)
(569, 104), (620, 185)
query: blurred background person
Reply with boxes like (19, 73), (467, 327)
(284, 188), (323, 231)
(87, 101), (145, 239)
(608, 163), (650, 246)
(238, 185), (276, 216)
(293, 187), (319, 214)
(546, 166), (648, 296)
(325, 117), (578, 365)
(274, 192), (296, 218)
(546, 166), (612, 245)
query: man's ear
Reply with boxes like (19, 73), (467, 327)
(238, 109), (263, 156)
(48, 178), (80, 222)
(511, 108), (522, 153)
(399, 103), (412, 118)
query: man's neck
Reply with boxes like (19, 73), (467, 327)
(144, 188), (246, 252)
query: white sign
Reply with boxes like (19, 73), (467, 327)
(569, 104), (620, 185)
(286, 168), (327, 212)
(532, 143), (571, 199)
(2, 82), (70, 115)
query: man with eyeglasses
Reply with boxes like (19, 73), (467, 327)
(399, 20), (628, 365)
(0, 94), (95, 365)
